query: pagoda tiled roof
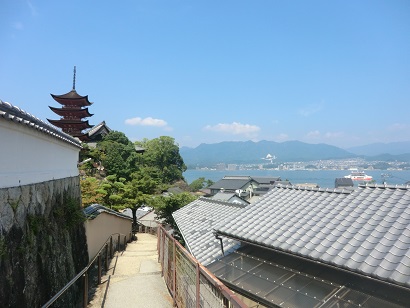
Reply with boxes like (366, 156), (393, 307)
(51, 89), (92, 107)
(49, 106), (93, 118)
(47, 119), (93, 130)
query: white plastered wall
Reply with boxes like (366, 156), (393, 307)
(0, 119), (80, 188)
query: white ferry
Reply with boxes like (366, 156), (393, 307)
(344, 169), (373, 181)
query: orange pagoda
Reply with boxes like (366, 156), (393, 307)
(47, 67), (93, 141)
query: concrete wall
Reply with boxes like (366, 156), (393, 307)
(84, 212), (132, 261)
(0, 116), (80, 189)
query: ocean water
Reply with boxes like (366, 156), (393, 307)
(183, 169), (410, 188)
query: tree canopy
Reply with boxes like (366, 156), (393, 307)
(80, 134), (194, 219)
(98, 131), (140, 180)
(135, 136), (186, 185)
(188, 177), (214, 191)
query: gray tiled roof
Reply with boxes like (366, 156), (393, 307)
(208, 178), (252, 190)
(335, 177), (354, 187)
(0, 100), (82, 148)
(211, 192), (236, 201)
(251, 176), (281, 184)
(86, 120), (111, 136)
(215, 184), (410, 288)
(172, 197), (247, 265)
(121, 207), (152, 219)
(84, 204), (132, 221)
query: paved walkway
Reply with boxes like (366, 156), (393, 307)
(88, 233), (173, 308)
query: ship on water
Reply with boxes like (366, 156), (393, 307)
(344, 168), (373, 181)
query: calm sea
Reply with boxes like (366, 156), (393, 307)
(183, 169), (410, 188)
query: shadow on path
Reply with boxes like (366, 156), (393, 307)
(88, 233), (173, 308)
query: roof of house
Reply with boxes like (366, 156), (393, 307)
(211, 192), (249, 205)
(87, 120), (111, 138)
(121, 207), (153, 220)
(0, 100), (82, 148)
(215, 184), (410, 289)
(172, 197), (248, 265)
(251, 176), (281, 184)
(335, 177), (354, 187)
(208, 244), (408, 307)
(208, 176), (254, 191)
(84, 204), (132, 221)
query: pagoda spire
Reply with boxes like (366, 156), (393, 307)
(73, 66), (76, 90)
(47, 67), (93, 141)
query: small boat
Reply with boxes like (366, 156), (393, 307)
(344, 169), (373, 181)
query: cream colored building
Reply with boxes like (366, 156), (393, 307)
(84, 204), (132, 261)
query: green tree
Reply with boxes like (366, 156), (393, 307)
(97, 175), (127, 210)
(135, 136), (186, 185)
(80, 177), (105, 207)
(188, 177), (214, 191)
(119, 168), (162, 230)
(150, 192), (197, 243)
(98, 131), (140, 180)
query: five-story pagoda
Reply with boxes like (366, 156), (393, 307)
(47, 67), (93, 141)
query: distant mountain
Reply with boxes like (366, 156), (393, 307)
(180, 140), (355, 167)
(347, 141), (410, 156)
(365, 153), (410, 162)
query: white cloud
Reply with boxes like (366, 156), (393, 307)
(298, 102), (324, 117)
(305, 130), (347, 145)
(204, 122), (260, 137)
(388, 123), (408, 132)
(306, 130), (321, 138)
(276, 133), (289, 141)
(324, 131), (344, 139)
(125, 116), (168, 127)
(27, 1), (38, 16)
(13, 22), (24, 30)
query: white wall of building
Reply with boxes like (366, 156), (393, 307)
(0, 119), (80, 188)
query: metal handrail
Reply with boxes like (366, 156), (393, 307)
(41, 232), (130, 308)
(157, 225), (247, 308)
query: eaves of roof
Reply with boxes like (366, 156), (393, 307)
(84, 204), (132, 221)
(0, 100), (82, 149)
(87, 121), (111, 137)
(208, 179), (252, 190)
(172, 197), (248, 265)
(215, 184), (410, 289)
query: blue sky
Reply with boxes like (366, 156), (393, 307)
(1, 1), (409, 149)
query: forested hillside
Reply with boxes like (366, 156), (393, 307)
(180, 140), (355, 167)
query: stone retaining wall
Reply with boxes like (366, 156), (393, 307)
(0, 176), (89, 307)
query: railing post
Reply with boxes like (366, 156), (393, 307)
(118, 234), (120, 251)
(105, 243), (109, 271)
(83, 272), (88, 308)
(173, 238), (176, 305)
(110, 236), (113, 259)
(196, 262), (200, 308)
(124, 235), (127, 251)
(98, 255), (102, 285)
(161, 231), (165, 277)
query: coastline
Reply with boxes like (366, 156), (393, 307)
(183, 169), (410, 189)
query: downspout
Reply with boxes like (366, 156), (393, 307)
(214, 233), (225, 256)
